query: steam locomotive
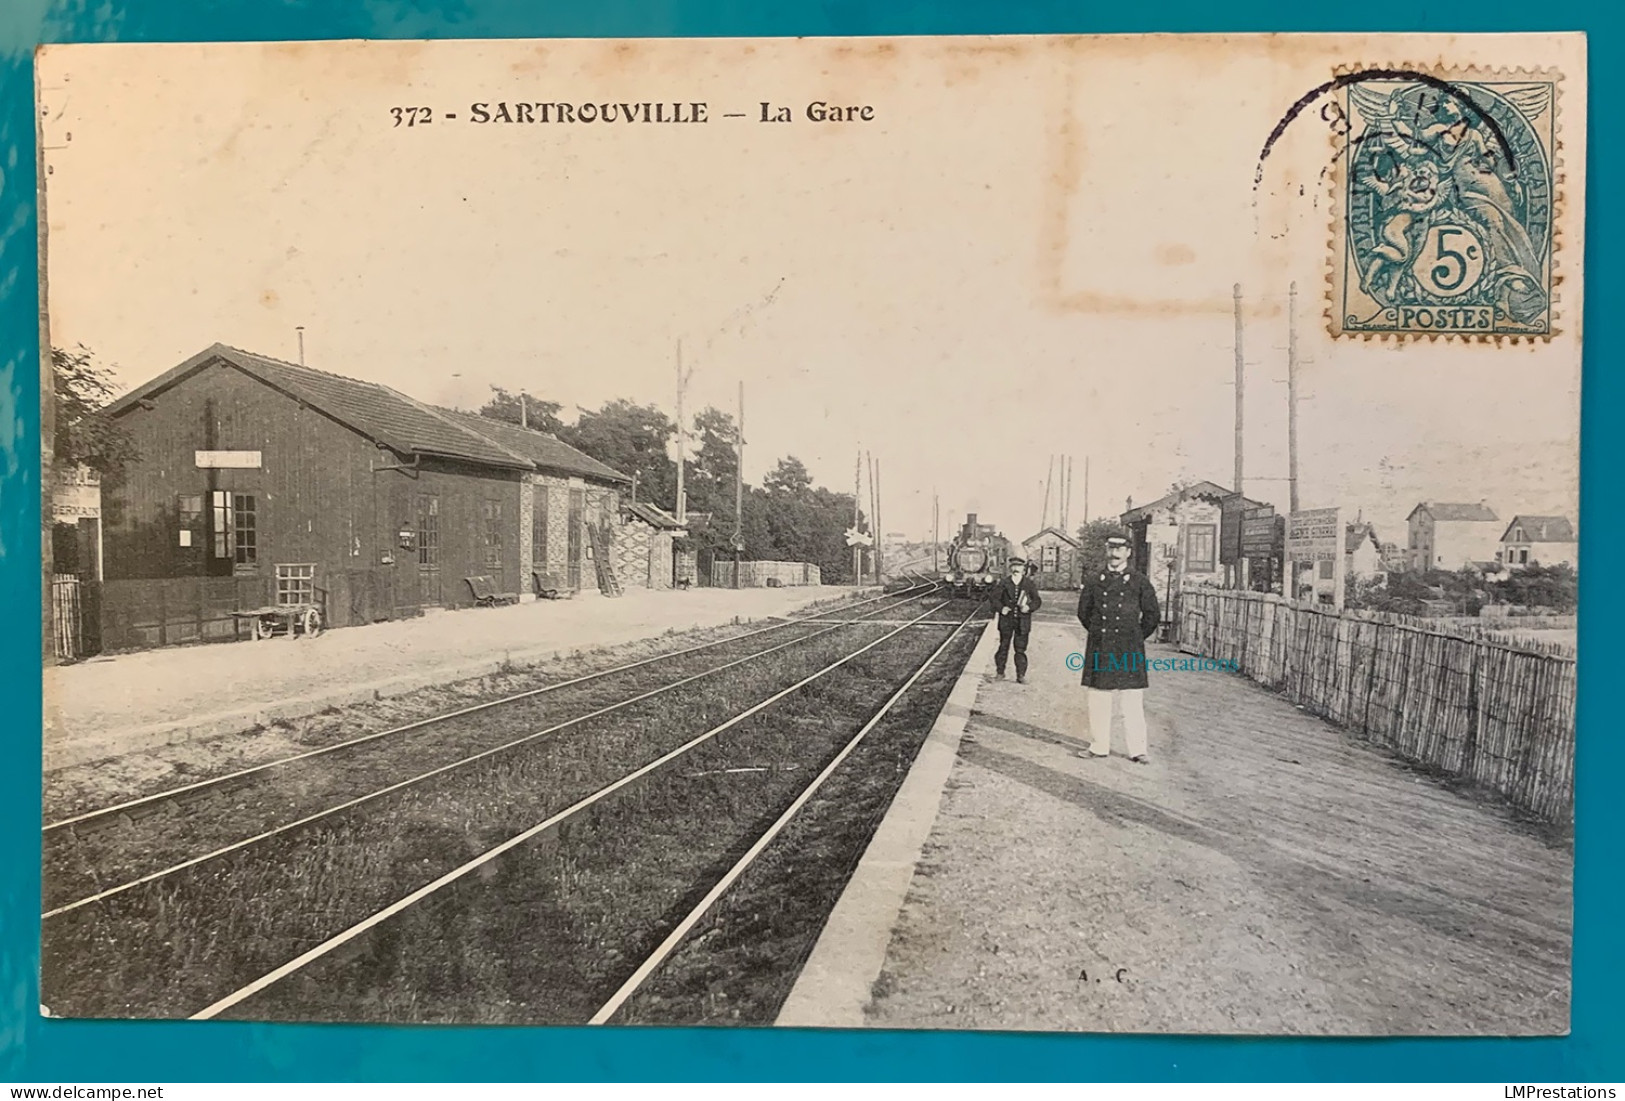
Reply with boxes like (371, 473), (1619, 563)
(942, 513), (1013, 597)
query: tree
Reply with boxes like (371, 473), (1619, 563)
(478, 385), (564, 435)
(687, 406), (740, 517)
(52, 345), (139, 478)
(558, 399), (676, 507)
(1489, 562), (1577, 613)
(763, 455), (813, 498)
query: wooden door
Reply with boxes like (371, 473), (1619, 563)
(416, 493), (442, 605)
(567, 488), (585, 591)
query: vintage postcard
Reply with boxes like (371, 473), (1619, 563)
(38, 33), (1583, 1034)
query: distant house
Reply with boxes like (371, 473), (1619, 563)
(1497, 515), (1576, 569)
(1379, 541), (1407, 572)
(1406, 501), (1501, 571)
(1020, 526), (1081, 590)
(1345, 522), (1383, 580)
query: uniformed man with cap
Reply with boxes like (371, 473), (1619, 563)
(1075, 534), (1161, 762)
(989, 556), (1043, 683)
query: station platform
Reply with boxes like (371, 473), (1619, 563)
(43, 585), (864, 772)
(779, 613), (1573, 1035)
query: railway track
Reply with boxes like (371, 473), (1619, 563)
(42, 583), (945, 918)
(43, 587), (989, 1021)
(190, 600), (982, 1023)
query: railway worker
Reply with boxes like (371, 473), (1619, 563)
(991, 556), (1043, 683)
(1075, 535), (1160, 763)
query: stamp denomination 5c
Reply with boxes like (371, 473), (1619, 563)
(1330, 67), (1561, 341)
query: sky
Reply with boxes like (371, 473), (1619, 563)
(38, 34), (1586, 547)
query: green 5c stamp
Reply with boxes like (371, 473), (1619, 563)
(1331, 68), (1560, 340)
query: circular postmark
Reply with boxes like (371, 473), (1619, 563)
(1257, 68), (1555, 338)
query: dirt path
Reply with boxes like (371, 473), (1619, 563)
(861, 622), (1572, 1035)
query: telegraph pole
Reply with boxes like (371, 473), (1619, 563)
(296, 326), (306, 366)
(933, 491), (940, 572)
(675, 341), (689, 523)
(1061, 455), (1072, 532)
(1041, 455), (1054, 532)
(1288, 281), (1300, 515)
(733, 380), (744, 589)
(871, 451), (884, 581)
(1233, 283), (1245, 499)
(858, 451), (871, 587)
(874, 458), (885, 583)
(1083, 456), (1090, 528)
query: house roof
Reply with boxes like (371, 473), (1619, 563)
(1501, 514), (1576, 543)
(1406, 501), (1500, 522)
(108, 344), (536, 470)
(105, 344), (632, 483)
(1021, 526), (1080, 548)
(1345, 523), (1380, 554)
(436, 408), (630, 483)
(1121, 481), (1268, 525)
(622, 501), (687, 529)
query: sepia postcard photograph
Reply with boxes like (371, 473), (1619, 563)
(36, 32), (1583, 1035)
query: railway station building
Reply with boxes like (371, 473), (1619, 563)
(1121, 480), (1277, 627)
(1019, 526), (1082, 589)
(92, 343), (639, 652)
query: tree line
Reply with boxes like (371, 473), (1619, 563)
(476, 386), (865, 583)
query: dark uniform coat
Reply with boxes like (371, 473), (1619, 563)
(989, 575), (1043, 628)
(1076, 566), (1160, 690)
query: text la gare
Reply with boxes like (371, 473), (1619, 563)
(763, 101), (876, 122)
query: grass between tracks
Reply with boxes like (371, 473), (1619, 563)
(40, 606), (954, 1020)
(225, 617), (981, 1025)
(41, 618), (871, 913)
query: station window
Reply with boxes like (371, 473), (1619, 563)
(1186, 524), (1216, 572)
(483, 500), (503, 569)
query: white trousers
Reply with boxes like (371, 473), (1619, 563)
(1085, 687), (1148, 758)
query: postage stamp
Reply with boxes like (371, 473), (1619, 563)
(1329, 66), (1561, 341)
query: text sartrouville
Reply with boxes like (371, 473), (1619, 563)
(469, 102), (708, 123)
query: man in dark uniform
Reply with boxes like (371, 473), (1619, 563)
(1075, 535), (1160, 762)
(990, 556), (1043, 683)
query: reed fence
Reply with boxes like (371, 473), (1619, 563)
(1176, 586), (1576, 825)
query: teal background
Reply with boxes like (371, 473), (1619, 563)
(1, 0), (1616, 1082)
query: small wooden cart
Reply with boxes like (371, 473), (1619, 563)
(231, 602), (325, 642)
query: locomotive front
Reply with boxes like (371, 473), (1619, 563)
(944, 540), (996, 596)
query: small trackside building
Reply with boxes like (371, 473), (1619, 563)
(97, 343), (630, 650)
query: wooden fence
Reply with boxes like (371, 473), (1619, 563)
(1176, 586), (1577, 825)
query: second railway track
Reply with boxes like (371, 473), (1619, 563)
(42, 584), (943, 916)
(42, 589), (989, 1020)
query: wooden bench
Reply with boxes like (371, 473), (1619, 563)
(465, 575), (519, 606)
(532, 571), (572, 600)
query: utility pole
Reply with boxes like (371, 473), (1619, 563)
(933, 491), (940, 572)
(296, 326), (305, 366)
(871, 451), (884, 587)
(1041, 455), (1054, 532)
(1233, 283), (1245, 500)
(1288, 281), (1300, 515)
(875, 458), (885, 583)
(1083, 456), (1090, 529)
(1061, 455), (1072, 532)
(733, 380), (744, 589)
(675, 341), (691, 523)
(858, 451), (871, 587)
